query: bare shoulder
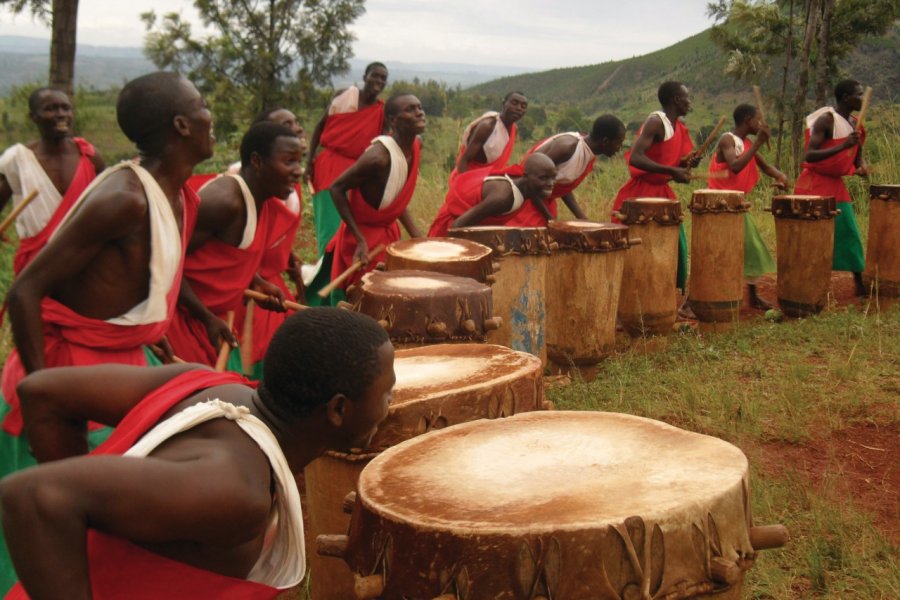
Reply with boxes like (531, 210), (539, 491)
(198, 176), (244, 215)
(78, 168), (149, 221)
(362, 141), (392, 169)
(812, 111), (834, 131)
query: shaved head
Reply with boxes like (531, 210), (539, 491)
(523, 152), (556, 175)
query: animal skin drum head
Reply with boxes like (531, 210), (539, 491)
(390, 239), (478, 260)
(632, 197), (679, 204)
(359, 411), (748, 535)
(380, 275), (451, 291)
(693, 188), (744, 196)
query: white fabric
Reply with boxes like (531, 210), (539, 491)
(370, 135), (408, 210)
(51, 161), (182, 326)
(649, 111), (675, 141)
(805, 106), (854, 139)
(536, 132), (594, 184)
(225, 174), (259, 250)
(461, 111), (510, 164)
(124, 398), (305, 589)
(328, 86), (360, 115)
(484, 174), (525, 214)
(724, 132), (745, 155)
(0, 144), (64, 238)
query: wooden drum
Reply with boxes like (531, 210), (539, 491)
(385, 238), (496, 284)
(546, 221), (633, 365)
(688, 190), (749, 324)
(615, 198), (683, 335)
(863, 184), (900, 298)
(771, 195), (838, 317)
(347, 270), (501, 346)
(448, 226), (553, 362)
(306, 344), (545, 600)
(327, 411), (787, 600)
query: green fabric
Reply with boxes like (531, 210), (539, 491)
(677, 223), (688, 293)
(313, 190), (342, 258)
(244, 359), (265, 382)
(833, 201), (865, 272)
(304, 250), (335, 306)
(329, 287), (347, 307)
(743, 213), (776, 279)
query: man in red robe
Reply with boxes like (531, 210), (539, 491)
(794, 79), (869, 296)
(612, 81), (701, 293)
(326, 93), (426, 297)
(304, 63), (388, 304)
(167, 122), (304, 367)
(428, 154), (557, 237)
(1, 309), (394, 599)
(0, 88), (105, 274)
(449, 91), (528, 181)
(523, 114), (625, 221)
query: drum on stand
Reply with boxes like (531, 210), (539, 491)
(771, 195), (838, 317)
(346, 269), (500, 347)
(863, 184), (900, 299)
(448, 226), (553, 363)
(324, 411), (788, 600)
(615, 198), (683, 336)
(385, 238), (496, 284)
(688, 190), (749, 328)
(545, 221), (634, 365)
(306, 344), (545, 600)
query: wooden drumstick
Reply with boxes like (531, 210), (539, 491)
(0, 189), (39, 238)
(855, 86), (873, 132)
(240, 300), (255, 376)
(688, 171), (728, 181)
(147, 344), (186, 364)
(752, 85), (771, 150)
(214, 310), (235, 372)
(318, 243), (385, 298)
(695, 115), (729, 159)
(243, 289), (306, 312)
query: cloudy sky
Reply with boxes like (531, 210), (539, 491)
(0, 0), (715, 69)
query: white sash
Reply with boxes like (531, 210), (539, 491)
(225, 174), (259, 250)
(461, 111), (510, 163)
(0, 144), (63, 238)
(328, 86), (360, 115)
(484, 174), (525, 214)
(650, 111), (675, 141)
(537, 133), (594, 183)
(723, 132), (745, 155)
(370, 135), (408, 210)
(805, 106), (854, 139)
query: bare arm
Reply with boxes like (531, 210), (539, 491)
(804, 113), (861, 162)
(560, 192), (587, 220)
(329, 144), (390, 266)
(399, 209), (423, 238)
(754, 153), (789, 188)
(304, 112), (327, 183)
(0, 173), (12, 215)
(452, 180), (517, 228)
(89, 151), (106, 175)
(628, 116), (690, 183)
(456, 119), (495, 174)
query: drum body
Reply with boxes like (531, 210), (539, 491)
(306, 344), (544, 599)
(688, 190), (749, 323)
(385, 237), (495, 284)
(449, 226), (552, 362)
(546, 221), (631, 364)
(772, 195), (837, 317)
(863, 184), (900, 297)
(340, 411), (762, 600)
(348, 269), (499, 346)
(616, 198), (682, 335)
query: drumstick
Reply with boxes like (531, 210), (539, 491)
(243, 289), (307, 311)
(688, 171), (729, 181)
(147, 344), (186, 364)
(214, 310), (235, 372)
(0, 189), (39, 238)
(855, 86), (873, 132)
(318, 243), (385, 298)
(695, 116), (729, 158)
(752, 85), (771, 150)
(240, 300), (255, 376)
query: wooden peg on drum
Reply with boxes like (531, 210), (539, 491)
(318, 243), (385, 298)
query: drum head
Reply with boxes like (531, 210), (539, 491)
(387, 238), (492, 263)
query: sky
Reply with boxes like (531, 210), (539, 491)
(0, 0), (716, 70)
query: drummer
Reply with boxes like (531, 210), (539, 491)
(0, 308), (395, 597)
(428, 153), (557, 236)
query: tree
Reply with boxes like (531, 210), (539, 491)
(1, 0), (80, 96)
(142, 0), (365, 118)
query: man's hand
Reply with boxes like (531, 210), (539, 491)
(204, 314), (237, 350)
(286, 253), (306, 298)
(680, 153), (702, 169)
(352, 237), (370, 268)
(250, 278), (286, 313)
(149, 337), (176, 364)
(756, 125), (772, 145)
(855, 164), (869, 178)
(671, 167), (692, 184)
(842, 131), (861, 149)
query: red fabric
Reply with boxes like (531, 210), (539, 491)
(311, 101), (385, 193)
(428, 165), (524, 237)
(185, 174), (218, 194)
(4, 370), (283, 600)
(707, 137), (759, 193)
(794, 124), (865, 202)
(449, 120), (517, 181)
(167, 198), (278, 366)
(1, 186), (200, 436)
(13, 138), (98, 274)
(235, 199), (300, 365)
(523, 136), (596, 218)
(611, 118), (694, 220)
(327, 139), (421, 288)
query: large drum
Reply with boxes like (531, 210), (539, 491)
(448, 226), (553, 362)
(771, 195), (838, 317)
(688, 190), (749, 324)
(615, 198), (683, 335)
(325, 411), (788, 600)
(347, 269), (500, 346)
(545, 221), (633, 364)
(863, 184), (900, 298)
(306, 344), (545, 600)
(385, 238), (496, 284)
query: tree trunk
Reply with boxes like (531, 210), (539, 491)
(790, 0), (820, 175)
(814, 0), (834, 106)
(49, 0), (79, 97)
(775, 0), (795, 172)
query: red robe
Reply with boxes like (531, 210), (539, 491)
(707, 136), (759, 193)
(794, 125), (865, 202)
(611, 117), (694, 218)
(12, 138), (98, 274)
(185, 173), (218, 194)
(4, 370), (288, 600)
(328, 139), (421, 288)
(428, 165), (526, 237)
(0, 187), (200, 436)
(523, 137), (595, 219)
(449, 119), (517, 181)
(167, 199), (278, 366)
(312, 101), (385, 193)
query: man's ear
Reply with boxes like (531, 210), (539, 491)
(173, 115), (190, 137)
(324, 393), (349, 428)
(250, 151), (263, 170)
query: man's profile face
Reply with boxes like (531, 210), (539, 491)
(524, 161), (557, 201)
(501, 93), (528, 123)
(391, 95), (426, 137)
(255, 136), (304, 200)
(674, 86), (692, 117)
(268, 109), (307, 155)
(347, 341), (395, 449)
(178, 78), (216, 160)
(842, 85), (864, 111)
(600, 130), (626, 157)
